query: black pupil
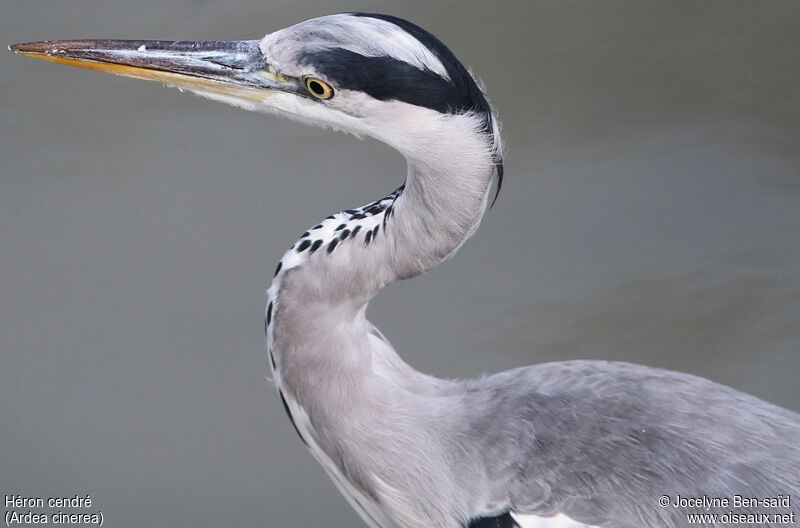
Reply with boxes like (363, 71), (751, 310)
(309, 80), (326, 96)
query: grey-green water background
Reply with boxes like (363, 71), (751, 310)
(2, 1), (798, 526)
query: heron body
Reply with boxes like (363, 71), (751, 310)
(12, 13), (800, 528)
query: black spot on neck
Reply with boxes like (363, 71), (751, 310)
(278, 389), (308, 446)
(466, 512), (520, 528)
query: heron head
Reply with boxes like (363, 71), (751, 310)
(11, 13), (502, 179)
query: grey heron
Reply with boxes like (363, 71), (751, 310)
(11, 13), (800, 528)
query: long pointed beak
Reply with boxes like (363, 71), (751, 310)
(10, 39), (297, 101)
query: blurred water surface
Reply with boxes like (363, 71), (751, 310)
(1, 1), (798, 526)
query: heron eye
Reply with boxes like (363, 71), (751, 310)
(305, 77), (334, 99)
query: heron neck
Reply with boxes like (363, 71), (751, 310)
(267, 131), (496, 388)
(388, 157), (495, 280)
(268, 132), (497, 308)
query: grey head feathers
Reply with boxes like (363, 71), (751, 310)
(262, 13), (503, 202)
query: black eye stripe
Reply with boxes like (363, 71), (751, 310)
(302, 13), (503, 203)
(300, 48), (473, 115)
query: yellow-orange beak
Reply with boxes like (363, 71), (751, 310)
(10, 39), (299, 101)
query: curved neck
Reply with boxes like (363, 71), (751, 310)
(265, 128), (498, 501)
(266, 123), (497, 394)
(269, 121), (497, 306)
(388, 157), (494, 280)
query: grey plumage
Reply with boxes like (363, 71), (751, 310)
(462, 361), (800, 526)
(12, 12), (800, 528)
